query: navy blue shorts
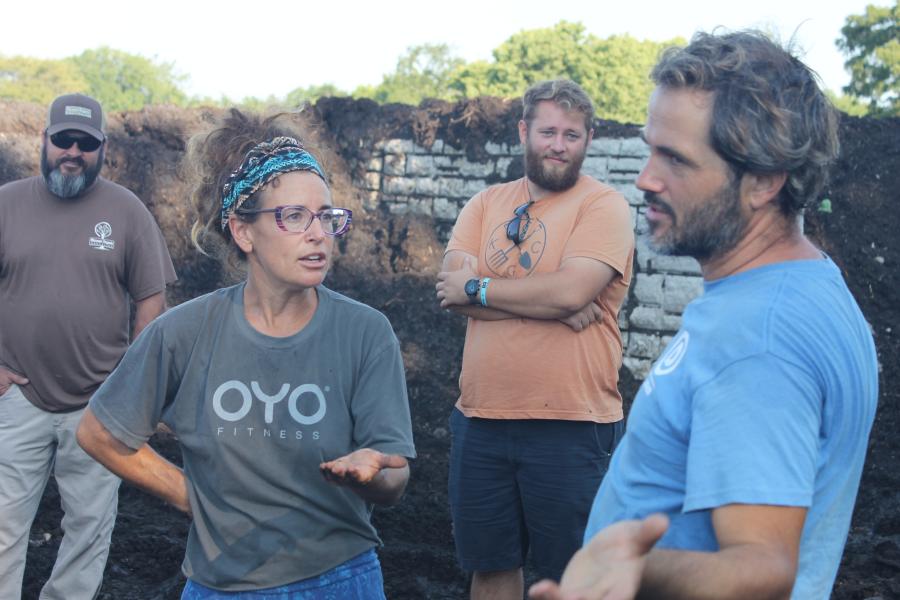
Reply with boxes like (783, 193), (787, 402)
(448, 408), (623, 581)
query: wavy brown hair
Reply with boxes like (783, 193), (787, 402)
(652, 30), (840, 217)
(185, 108), (322, 266)
(522, 79), (595, 133)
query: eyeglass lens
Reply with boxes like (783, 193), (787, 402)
(279, 206), (350, 234)
(50, 132), (102, 153)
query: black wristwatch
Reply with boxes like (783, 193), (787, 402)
(464, 278), (481, 304)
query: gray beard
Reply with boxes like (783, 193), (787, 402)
(46, 169), (88, 199)
(40, 145), (103, 199)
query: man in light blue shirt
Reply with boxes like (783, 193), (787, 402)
(530, 30), (878, 600)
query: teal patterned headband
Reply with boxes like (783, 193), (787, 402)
(221, 136), (326, 230)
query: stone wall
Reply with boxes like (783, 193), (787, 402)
(353, 133), (703, 379)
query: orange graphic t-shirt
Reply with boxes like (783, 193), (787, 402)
(446, 175), (634, 422)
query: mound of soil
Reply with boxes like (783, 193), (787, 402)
(7, 99), (899, 599)
(809, 115), (900, 600)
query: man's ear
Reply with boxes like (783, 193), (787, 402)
(518, 119), (528, 145)
(744, 172), (788, 210)
(229, 216), (254, 255)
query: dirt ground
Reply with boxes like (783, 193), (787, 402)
(3, 99), (898, 599)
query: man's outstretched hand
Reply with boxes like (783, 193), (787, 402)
(528, 514), (669, 600)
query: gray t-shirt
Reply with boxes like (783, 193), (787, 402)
(89, 283), (416, 591)
(0, 176), (176, 411)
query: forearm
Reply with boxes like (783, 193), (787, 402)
(438, 251), (615, 320)
(117, 444), (191, 515)
(132, 291), (167, 340)
(442, 273), (601, 321)
(484, 274), (595, 319)
(638, 546), (796, 600)
(447, 304), (520, 321)
(77, 409), (190, 514)
(352, 464), (410, 506)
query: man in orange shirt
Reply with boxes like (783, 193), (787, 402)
(436, 79), (635, 600)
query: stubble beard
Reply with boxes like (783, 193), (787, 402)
(645, 175), (747, 262)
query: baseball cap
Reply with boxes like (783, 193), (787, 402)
(46, 94), (105, 141)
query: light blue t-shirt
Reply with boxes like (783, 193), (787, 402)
(585, 257), (878, 599)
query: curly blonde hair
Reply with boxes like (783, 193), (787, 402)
(184, 108), (322, 266)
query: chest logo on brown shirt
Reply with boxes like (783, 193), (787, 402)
(89, 221), (116, 251)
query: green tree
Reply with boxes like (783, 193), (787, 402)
(827, 90), (870, 116)
(351, 84), (379, 100)
(837, 1), (899, 116)
(285, 83), (347, 107)
(0, 55), (88, 104)
(361, 44), (465, 104)
(69, 47), (188, 111)
(450, 21), (594, 98)
(203, 84), (348, 112)
(449, 22), (682, 123)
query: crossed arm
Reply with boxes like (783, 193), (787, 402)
(529, 503), (805, 600)
(436, 250), (617, 329)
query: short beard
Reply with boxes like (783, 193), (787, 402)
(41, 145), (104, 199)
(524, 141), (586, 192)
(644, 174), (747, 261)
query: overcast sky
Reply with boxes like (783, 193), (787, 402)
(3, 0), (882, 101)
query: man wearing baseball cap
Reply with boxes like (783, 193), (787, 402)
(0, 93), (177, 599)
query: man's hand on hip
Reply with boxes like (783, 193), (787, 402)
(0, 366), (29, 396)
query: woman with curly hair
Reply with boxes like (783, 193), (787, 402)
(76, 109), (415, 599)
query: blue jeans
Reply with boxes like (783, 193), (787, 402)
(180, 549), (386, 599)
(448, 408), (624, 581)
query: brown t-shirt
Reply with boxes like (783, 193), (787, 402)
(446, 175), (634, 422)
(0, 176), (176, 412)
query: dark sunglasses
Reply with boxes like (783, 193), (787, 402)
(506, 201), (532, 245)
(49, 131), (103, 153)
